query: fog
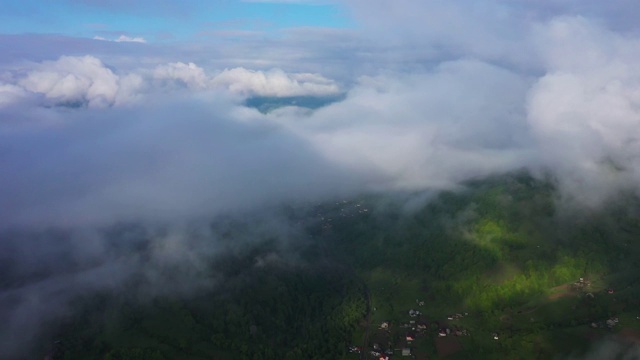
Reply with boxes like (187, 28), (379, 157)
(2, 1), (640, 357)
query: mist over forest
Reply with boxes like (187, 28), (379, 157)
(2, 1), (640, 359)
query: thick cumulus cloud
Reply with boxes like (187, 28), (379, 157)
(18, 55), (121, 108)
(1, 57), (342, 109)
(339, 0), (640, 206)
(527, 17), (640, 207)
(272, 59), (534, 190)
(151, 63), (341, 97)
(211, 67), (341, 97)
(153, 61), (209, 89)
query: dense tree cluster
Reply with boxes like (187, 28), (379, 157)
(49, 256), (366, 360)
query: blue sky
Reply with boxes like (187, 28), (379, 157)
(0, 0), (353, 41)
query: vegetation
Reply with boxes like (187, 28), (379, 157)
(244, 95), (345, 113)
(37, 171), (640, 359)
(47, 255), (366, 360)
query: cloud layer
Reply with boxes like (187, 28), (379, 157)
(2, 13), (640, 227)
(1, 56), (342, 109)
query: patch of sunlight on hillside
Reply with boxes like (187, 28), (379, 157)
(465, 218), (508, 260)
(448, 252), (591, 312)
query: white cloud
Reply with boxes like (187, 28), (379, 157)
(527, 17), (640, 207)
(1, 7), (640, 227)
(344, 0), (535, 68)
(2, 57), (342, 110)
(211, 67), (341, 97)
(18, 55), (120, 108)
(0, 58), (527, 226)
(148, 63), (342, 97)
(0, 82), (29, 107)
(272, 59), (533, 190)
(152, 62), (208, 89)
(94, 35), (146, 43)
(115, 35), (146, 43)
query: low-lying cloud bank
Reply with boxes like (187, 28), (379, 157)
(2, 16), (640, 227)
(0, 216), (306, 358)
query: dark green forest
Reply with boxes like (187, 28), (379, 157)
(34, 172), (640, 359)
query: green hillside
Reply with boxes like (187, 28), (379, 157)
(42, 172), (640, 359)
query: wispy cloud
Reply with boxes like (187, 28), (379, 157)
(94, 34), (147, 43)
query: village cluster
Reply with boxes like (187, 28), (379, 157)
(590, 317), (619, 329)
(349, 300), (476, 359)
(571, 277), (624, 330)
(349, 276), (633, 358)
(570, 277), (616, 298)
